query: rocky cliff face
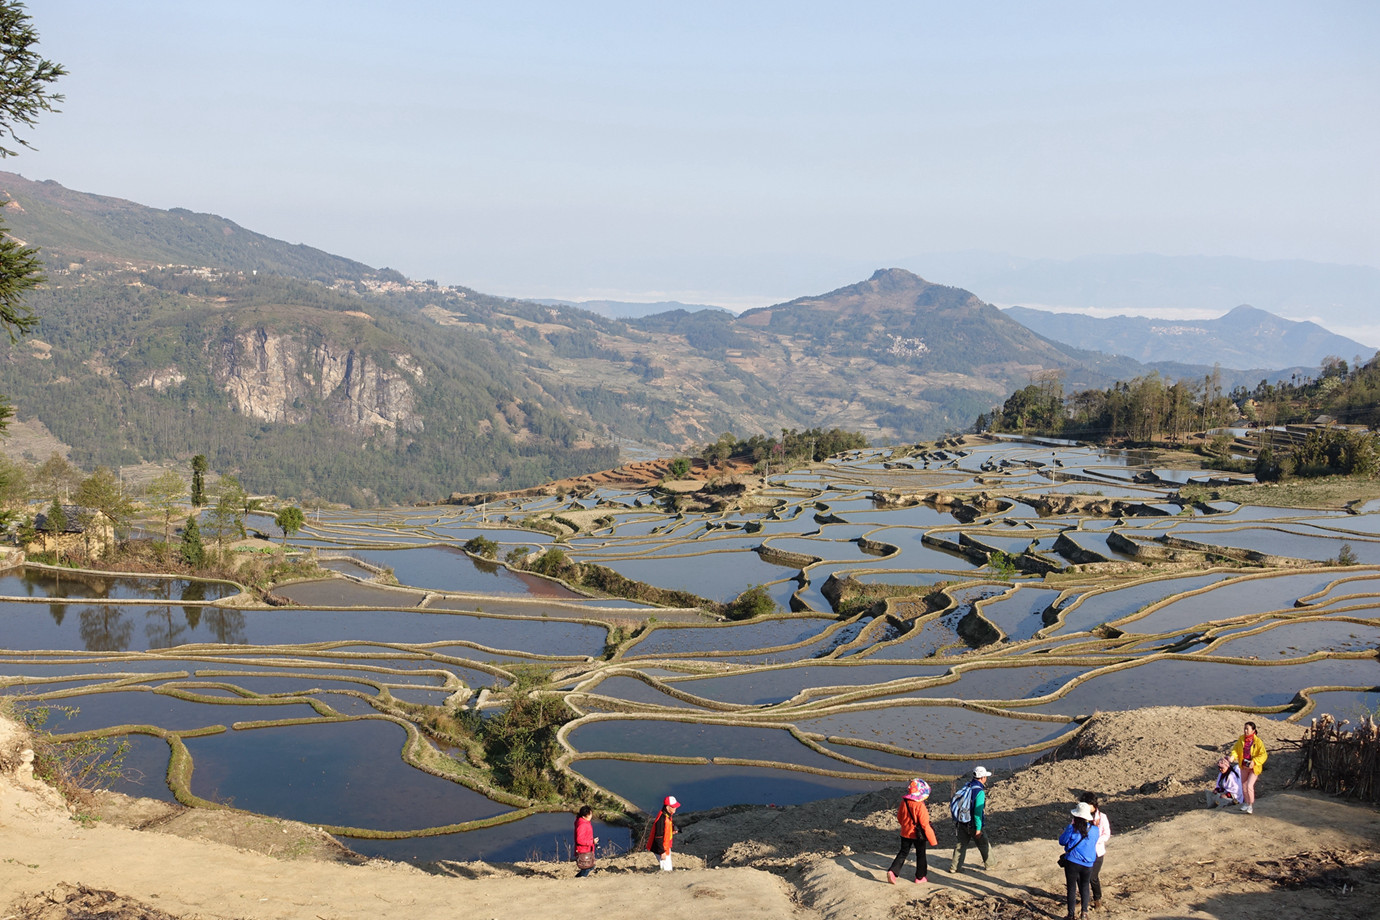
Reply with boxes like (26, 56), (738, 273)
(214, 329), (423, 435)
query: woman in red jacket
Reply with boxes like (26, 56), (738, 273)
(574, 805), (599, 878)
(887, 779), (938, 884)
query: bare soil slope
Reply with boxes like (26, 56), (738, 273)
(2, 707), (1376, 920)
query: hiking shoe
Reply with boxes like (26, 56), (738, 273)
(1091, 898), (1101, 909)
(914, 876), (927, 884)
(1244, 804), (1253, 814)
(887, 870), (897, 884)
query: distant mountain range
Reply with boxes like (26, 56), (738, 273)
(1004, 304), (1375, 370)
(531, 298), (732, 320)
(0, 171), (1356, 504)
(903, 251), (1380, 346)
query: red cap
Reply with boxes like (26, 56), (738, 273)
(664, 795), (679, 808)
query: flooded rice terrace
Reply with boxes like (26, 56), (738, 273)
(3, 439), (1378, 864)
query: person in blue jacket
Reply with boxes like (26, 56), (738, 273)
(1059, 801), (1101, 920)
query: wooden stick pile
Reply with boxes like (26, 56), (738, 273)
(1285, 713), (1379, 802)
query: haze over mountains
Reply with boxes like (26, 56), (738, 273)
(902, 251), (1380, 347)
(0, 172), (1362, 505)
(1005, 304), (1374, 371)
(532, 299), (732, 320)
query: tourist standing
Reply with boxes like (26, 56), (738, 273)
(647, 795), (681, 871)
(1231, 721), (1267, 814)
(1059, 801), (1101, 920)
(949, 765), (992, 873)
(574, 805), (599, 878)
(1205, 756), (1242, 808)
(1078, 792), (1110, 910)
(886, 778), (938, 885)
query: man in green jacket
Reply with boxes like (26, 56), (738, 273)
(950, 766), (992, 872)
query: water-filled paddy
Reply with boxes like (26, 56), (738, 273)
(1209, 621), (1380, 658)
(570, 759), (889, 812)
(13, 437), (1378, 858)
(1113, 572), (1349, 633)
(1024, 656), (1380, 716)
(185, 720), (507, 830)
(0, 688), (320, 733)
(666, 663), (952, 706)
(345, 812), (632, 864)
(568, 719), (854, 772)
(0, 569), (237, 602)
(793, 705), (1074, 754)
(625, 618), (835, 658)
(0, 603), (606, 657)
(577, 675), (701, 709)
(588, 552), (794, 602)
(1052, 573), (1239, 634)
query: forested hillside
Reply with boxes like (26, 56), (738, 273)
(0, 175), (1319, 505)
(981, 354), (1380, 443)
(2, 265), (617, 504)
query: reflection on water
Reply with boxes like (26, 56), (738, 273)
(2, 439), (1377, 859)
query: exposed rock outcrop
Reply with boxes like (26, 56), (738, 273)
(213, 328), (423, 436)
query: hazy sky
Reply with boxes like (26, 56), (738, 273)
(11, 1), (1379, 308)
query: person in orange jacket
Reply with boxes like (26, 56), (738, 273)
(887, 779), (939, 884)
(647, 795), (681, 871)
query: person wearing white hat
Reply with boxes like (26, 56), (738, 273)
(948, 766), (992, 873)
(646, 795), (681, 871)
(1078, 792), (1110, 910)
(1059, 801), (1102, 920)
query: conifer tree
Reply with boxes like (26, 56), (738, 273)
(180, 516), (205, 567)
(0, 3), (65, 432)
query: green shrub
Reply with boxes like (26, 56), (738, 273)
(463, 535), (499, 559)
(724, 584), (776, 620)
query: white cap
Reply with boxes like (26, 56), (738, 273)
(973, 766), (992, 778)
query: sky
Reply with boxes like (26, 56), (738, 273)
(9, 1), (1380, 319)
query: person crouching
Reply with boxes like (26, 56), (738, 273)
(1206, 756), (1242, 809)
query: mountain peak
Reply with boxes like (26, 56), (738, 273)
(867, 267), (930, 288)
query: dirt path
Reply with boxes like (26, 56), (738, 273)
(3, 707), (1377, 920)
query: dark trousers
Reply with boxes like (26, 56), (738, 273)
(950, 822), (990, 870)
(1064, 862), (1092, 916)
(888, 837), (928, 879)
(576, 865), (594, 878)
(1089, 854), (1103, 900)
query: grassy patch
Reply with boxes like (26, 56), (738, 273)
(4, 702), (130, 807)
(1180, 476), (1380, 510)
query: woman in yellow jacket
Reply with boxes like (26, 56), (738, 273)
(1231, 721), (1267, 814)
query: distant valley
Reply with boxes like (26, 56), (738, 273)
(0, 172), (1360, 505)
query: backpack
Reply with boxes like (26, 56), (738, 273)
(949, 781), (976, 824)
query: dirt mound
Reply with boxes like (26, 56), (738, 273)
(9, 883), (184, 920)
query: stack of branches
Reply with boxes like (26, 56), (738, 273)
(1285, 712), (1379, 802)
